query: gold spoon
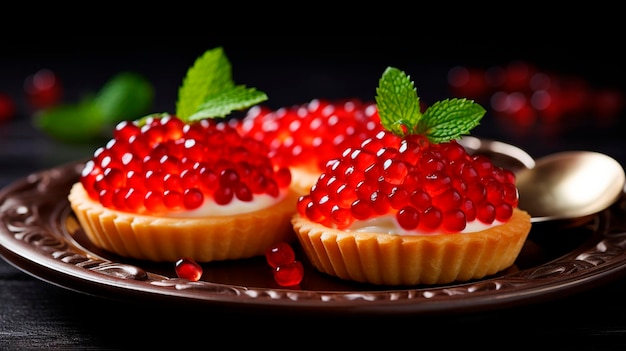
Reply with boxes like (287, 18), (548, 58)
(515, 151), (625, 223)
(459, 136), (625, 224)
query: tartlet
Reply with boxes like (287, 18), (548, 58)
(68, 47), (298, 262)
(70, 180), (299, 262)
(291, 67), (532, 286)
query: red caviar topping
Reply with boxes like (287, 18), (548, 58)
(296, 130), (519, 233)
(232, 98), (385, 173)
(80, 115), (291, 214)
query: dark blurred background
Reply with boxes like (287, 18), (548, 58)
(2, 7), (625, 173)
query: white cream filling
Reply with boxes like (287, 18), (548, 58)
(347, 214), (504, 235)
(165, 189), (288, 218)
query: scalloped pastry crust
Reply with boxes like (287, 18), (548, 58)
(69, 182), (299, 262)
(291, 208), (531, 286)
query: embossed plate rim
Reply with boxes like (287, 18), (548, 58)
(1, 160), (626, 316)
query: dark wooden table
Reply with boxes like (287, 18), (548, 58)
(2, 33), (626, 349)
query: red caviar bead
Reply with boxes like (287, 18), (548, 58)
(476, 201), (496, 224)
(420, 207), (443, 231)
(163, 190), (183, 209)
(495, 203), (513, 221)
(443, 209), (466, 232)
(183, 188), (204, 209)
(265, 242), (295, 268)
(175, 257), (203, 281)
(409, 189), (432, 211)
(144, 191), (166, 213)
(349, 198), (371, 219)
(330, 205), (353, 228)
(273, 261), (304, 287)
(397, 206), (419, 230)
(461, 199), (477, 221)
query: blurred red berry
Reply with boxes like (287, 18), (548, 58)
(0, 92), (16, 122)
(24, 69), (62, 109)
(591, 89), (624, 121)
(447, 66), (489, 99)
(501, 61), (536, 92)
(450, 60), (623, 136)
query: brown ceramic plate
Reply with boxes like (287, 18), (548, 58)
(1, 160), (626, 316)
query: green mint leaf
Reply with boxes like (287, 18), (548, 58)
(175, 46), (268, 121)
(187, 86), (268, 121)
(420, 98), (485, 143)
(95, 71), (154, 125)
(34, 99), (104, 143)
(375, 67), (423, 136)
(34, 72), (154, 144)
(176, 47), (235, 121)
(375, 66), (485, 143)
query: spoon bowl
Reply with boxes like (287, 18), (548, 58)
(459, 136), (626, 224)
(515, 151), (625, 223)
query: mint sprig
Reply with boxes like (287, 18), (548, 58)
(375, 66), (485, 143)
(35, 71), (154, 144)
(175, 47), (268, 122)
